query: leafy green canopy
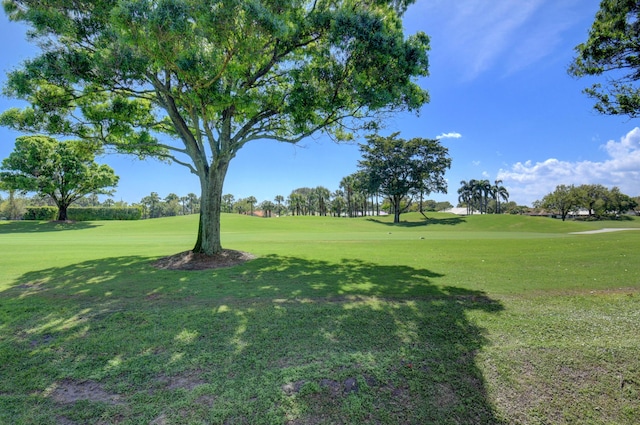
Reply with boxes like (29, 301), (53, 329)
(569, 0), (640, 117)
(0, 135), (119, 220)
(1, 0), (429, 157)
(358, 133), (450, 222)
(0, 0), (430, 253)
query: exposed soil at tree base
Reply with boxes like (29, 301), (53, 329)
(152, 249), (256, 270)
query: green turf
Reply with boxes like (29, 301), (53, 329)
(1, 213), (639, 424)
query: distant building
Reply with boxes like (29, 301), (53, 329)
(443, 207), (480, 216)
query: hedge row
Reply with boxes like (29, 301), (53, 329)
(23, 207), (58, 220)
(23, 207), (142, 221)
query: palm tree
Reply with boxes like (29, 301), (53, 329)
(472, 179), (491, 214)
(274, 195), (284, 216)
(491, 180), (509, 214)
(457, 180), (473, 215)
(180, 196), (188, 215)
(315, 186), (331, 216)
(287, 192), (304, 216)
(187, 193), (200, 214)
(340, 175), (355, 217)
(332, 190), (346, 217)
(246, 196), (257, 216)
(259, 200), (275, 217)
(141, 192), (161, 218)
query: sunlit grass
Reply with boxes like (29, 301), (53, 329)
(0, 213), (639, 424)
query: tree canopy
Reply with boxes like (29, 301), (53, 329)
(1, 0), (430, 255)
(357, 133), (450, 223)
(569, 0), (640, 117)
(535, 183), (637, 220)
(0, 135), (119, 220)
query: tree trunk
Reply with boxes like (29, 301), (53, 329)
(192, 160), (229, 255)
(57, 203), (68, 221)
(393, 195), (401, 223)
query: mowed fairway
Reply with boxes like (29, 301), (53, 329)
(1, 213), (639, 424)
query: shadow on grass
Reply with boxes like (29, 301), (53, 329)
(0, 254), (505, 424)
(0, 220), (100, 233)
(367, 216), (466, 227)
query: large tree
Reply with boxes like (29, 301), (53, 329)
(569, 0), (640, 117)
(0, 135), (118, 220)
(1, 0), (430, 255)
(358, 133), (451, 223)
(536, 184), (578, 221)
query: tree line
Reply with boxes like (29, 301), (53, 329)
(534, 184), (639, 221)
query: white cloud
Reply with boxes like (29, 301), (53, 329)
(437, 132), (462, 139)
(413, 0), (584, 80)
(497, 128), (640, 205)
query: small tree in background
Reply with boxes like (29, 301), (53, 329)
(536, 185), (578, 221)
(0, 136), (118, 221)
(358, 133), (451, 223)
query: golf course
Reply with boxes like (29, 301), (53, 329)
(1, 213), (639, 424)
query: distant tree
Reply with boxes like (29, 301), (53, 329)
(436, 201), (453, 211)
(287, 191), (305, 216)
(0, 136), (118, 221)
(305, 190), (318, 216)
(221, 194), (235, 214)
(259, 200), (275, 218)
(632, 196), (640, 215)
(164, 193), (181, 216)
(569, 0), (640, 117)
(502, 201), (526, 214)
(141, 192), (162, 218)
(358, 133), (451, 223)
(537, 185), (578, 221)
(574, 184), (608, 217)
(186, 193), (200, 215)
(315, 186), (331, 216)
(423, 199), (438, 212)
(246, 196), (257, 216)
(28, 193), (55, 207)
(75, 193), (100, 207)
(606, 187), (637, 215)
(0, 182), (26, 220)
(233, 198), (248, 215)
(491, 180), (509, 214)
(274, 195), (285, 216)
(457, 180), (474, 215)
(103, 198), (115, 207)
(331, 190), (347, 217)
(474, 179), (492, 214)
(179, 196), (188, 215)
(340, 175), (356, 218)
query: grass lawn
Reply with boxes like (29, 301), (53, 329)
(0, 213), (639, 424)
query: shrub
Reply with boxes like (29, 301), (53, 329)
(23, 207), (58, 220)
(67, 207), (142, 221)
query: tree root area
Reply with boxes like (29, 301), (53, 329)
(152, 249), (256, 271)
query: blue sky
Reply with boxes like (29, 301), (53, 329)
(1, 0), (639, 207)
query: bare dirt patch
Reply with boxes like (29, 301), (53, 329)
(157, 370), (207, 391)
(152, 249), (256, 271)
(49, 379), (122, 405)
